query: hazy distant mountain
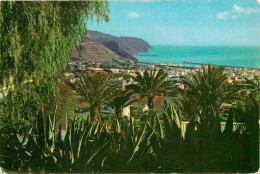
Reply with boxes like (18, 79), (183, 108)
(86, 30), (152, 62)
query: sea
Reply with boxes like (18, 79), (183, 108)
(135, 46), (260, 68)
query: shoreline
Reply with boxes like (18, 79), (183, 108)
(139, 61), (259, 70)
(182, 61), (259, 70)
(135, 45), (259, 70)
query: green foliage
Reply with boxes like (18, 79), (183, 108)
(126, 69), (173, 109)
(0, 63), (258, 173)
(0, 97), (259, 173)
(56, 83), (77, 120)
(69, 72), (117, 121)
(0, 1), (110, 121)
(101, 116), (155, 173)
(0, 0), (258, 171)
(0, 108), (154, 173)
(109, 90), (137, 118)
(149, 101), (185, 172)
(126, 69), (173, 125)
(0, 111), (111, 172)
(232, 80), (259, 172)
(181, 65), (241, 122)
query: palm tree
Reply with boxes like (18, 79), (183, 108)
(109, 91), (137, 119)
(70, 72), (116, 122)
(126, 69), (173, 114)
(181, 64), (240, 122)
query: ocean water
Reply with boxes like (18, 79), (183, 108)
(135, 46), (260, 68)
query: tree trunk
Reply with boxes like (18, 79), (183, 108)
(90, 107), (99, 122)
(148, 96), (155, 126)
(115, 106), (123, 119)
(148, 96), (154, 111)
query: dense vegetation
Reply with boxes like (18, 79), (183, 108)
(0, 65), (259, 173)
(0, 1), (259, 173)
(0, 1), (109, 122)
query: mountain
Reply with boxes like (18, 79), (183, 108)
(71, 41), (127, 64)
(86, 30), (152, 62)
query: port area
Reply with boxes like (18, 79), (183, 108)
(183, 61), (259, 70)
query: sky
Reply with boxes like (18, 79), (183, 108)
(87, 0), (260, 46)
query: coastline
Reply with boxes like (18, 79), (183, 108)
(182, 61), (259, 70)
(135, 45), (260, 69)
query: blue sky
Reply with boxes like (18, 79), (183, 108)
(87, 0), (260, 46)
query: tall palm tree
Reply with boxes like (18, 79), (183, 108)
(126, 69), (173, 114)
(181, 64), (240, 122)
(70, 72), (116, 122)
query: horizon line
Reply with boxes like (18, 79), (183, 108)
(150, 44), (260, 47)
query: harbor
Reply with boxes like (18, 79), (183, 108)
(183, 61), (259, 70)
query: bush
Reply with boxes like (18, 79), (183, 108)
(0, 101), (258, 173)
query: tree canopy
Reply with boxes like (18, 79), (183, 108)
(126, 69), (173, 110)
(181, 65), (240, 121)
(69, 72), (117, 121)
(0, 1), (109, 122)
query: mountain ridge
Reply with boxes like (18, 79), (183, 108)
(86, 30), (152, 62)
(71, 31), (152, 64)
(71, 41), (127, 64)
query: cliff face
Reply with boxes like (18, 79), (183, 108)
(86, 30), (152, 62)
(71, 31), (151, 64)
(71, 41), (127, 64)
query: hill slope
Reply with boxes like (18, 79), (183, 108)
(86, 30), (152, 62)
(71, 41), (127, 64)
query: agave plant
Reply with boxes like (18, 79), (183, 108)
(101, 116), (155, 173)
(0, 109), (112, 173)
(147, 101), (185, 172)
(0, 124), (35, 172)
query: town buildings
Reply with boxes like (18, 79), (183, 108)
(64, 58), (260, 117)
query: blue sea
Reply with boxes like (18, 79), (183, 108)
(135, 46), (260, 68)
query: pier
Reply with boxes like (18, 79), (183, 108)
(139, 61), (154, 65)
(138, 55), (158, 56)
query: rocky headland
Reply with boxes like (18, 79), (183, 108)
(71, 30), (151, 64)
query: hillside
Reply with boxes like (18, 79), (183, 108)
(86, 30), (152, 62)
(71, 41), (127, 64)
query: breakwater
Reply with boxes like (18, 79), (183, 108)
(183, 61), (259, 70)
(138, 55), (158, 56)
(135, 46), (259, 69)
(139, 61), (154, 65)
